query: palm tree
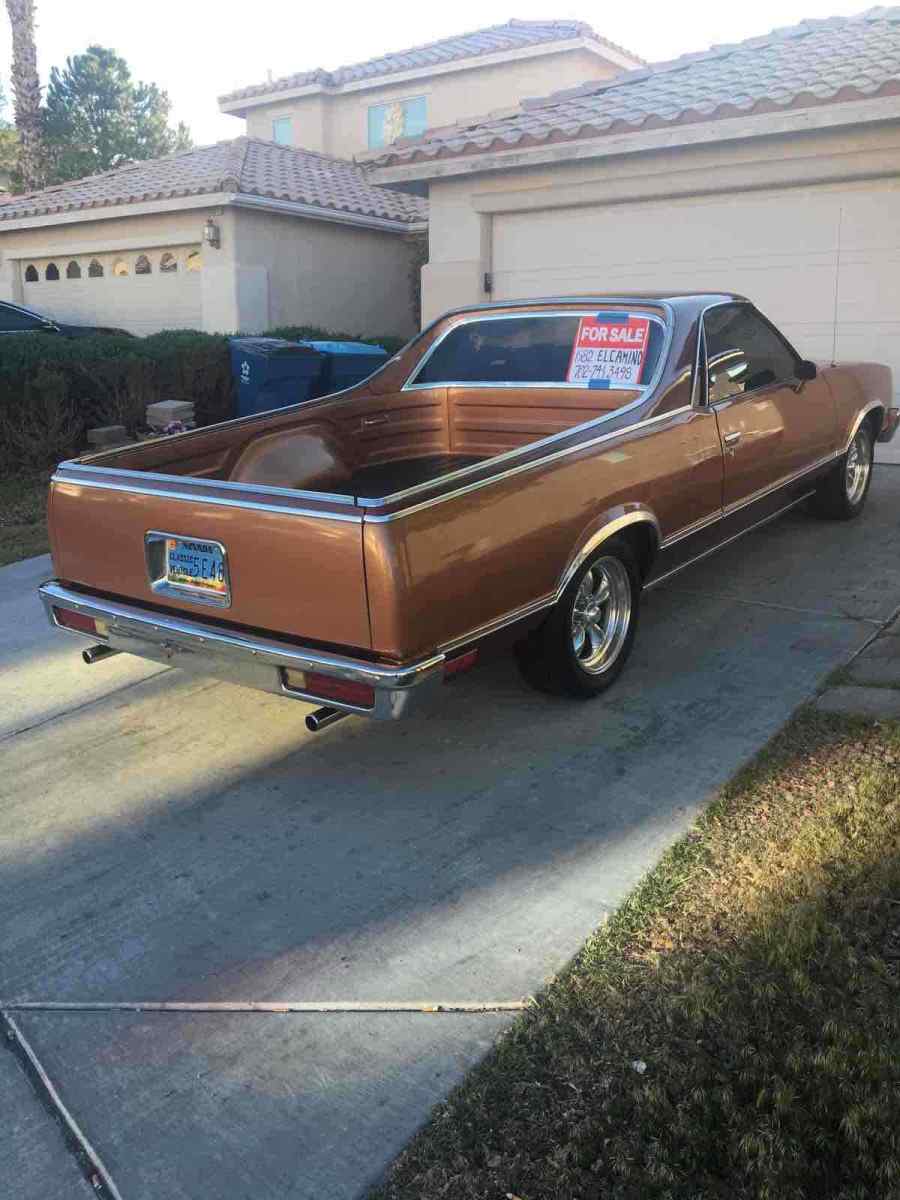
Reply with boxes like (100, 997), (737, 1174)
(5, 0), (44, 190)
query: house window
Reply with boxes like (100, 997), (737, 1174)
(45, 262), (60, 281)
(135, 254), (152, 275)
(24, 264), (38, 282)
(160, 252), (177, 273)
(185, 251), (202, 272)
(367, 96), (427, 149)
(113, 259), (129, 277)
(272, 116), (293, 145)
(66, 261), (81, 279)
(88, 259), (104, 278)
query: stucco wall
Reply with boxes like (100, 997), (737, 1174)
(420, 121), (900, 325)
(243, 48), (617, 159)
(231, 206), (417, 337)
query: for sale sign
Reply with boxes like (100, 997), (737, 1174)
(566, 314), (651, 388)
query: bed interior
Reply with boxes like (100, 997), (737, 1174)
(96, 384), (632, 499)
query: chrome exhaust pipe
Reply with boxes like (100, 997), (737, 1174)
(305, 706), (349, 733)
(82, 644), (121, 665)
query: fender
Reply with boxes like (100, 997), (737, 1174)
(557, 505), (661, 598)
(844, 399), (885, 452)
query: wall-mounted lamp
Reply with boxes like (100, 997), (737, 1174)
(204, 218), (221, 248)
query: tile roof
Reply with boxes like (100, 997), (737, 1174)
(0, 137), (428, 225)
(219, 19), (642, 104)
(368, 6), (900, 167)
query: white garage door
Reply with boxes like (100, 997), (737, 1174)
(21, 248), (203, 335)
(493, 178), (900, 416)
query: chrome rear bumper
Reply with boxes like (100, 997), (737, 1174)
(38, 581), (445, 720)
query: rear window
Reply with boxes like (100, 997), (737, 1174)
(411, 312), (666, 388)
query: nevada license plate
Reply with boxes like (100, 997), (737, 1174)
(164, 537), (228, 598)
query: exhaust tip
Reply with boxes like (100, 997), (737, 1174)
(305, 706), (349, 733)
(82, 644), (121, 665)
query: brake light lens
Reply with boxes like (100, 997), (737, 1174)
(282, 667), (375, 708)
(54, 607), (108, 637)
(443, 649), (479, 679)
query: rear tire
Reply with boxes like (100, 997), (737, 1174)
(516, 534), (640, 698)
(810, 422), (874, 521)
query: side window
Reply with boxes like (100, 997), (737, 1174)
(413, 314), (664, 387)
(272, 116), (292, 145)
(704, 304), (798, 402)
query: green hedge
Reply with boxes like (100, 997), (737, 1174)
(0, 324), (410, 472)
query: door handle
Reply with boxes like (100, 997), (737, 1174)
(723, 431), (742, 447)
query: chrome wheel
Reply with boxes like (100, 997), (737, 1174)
(845, 426), (872, 505)
(570, 556), (632, 675)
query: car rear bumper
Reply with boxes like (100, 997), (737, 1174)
(38, 581), (445, 720)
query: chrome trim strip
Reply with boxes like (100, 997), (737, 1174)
(57, 461), (358, 508)
(647, 492), (816, 590)
(39, 581), (444, 719)
(557, 511), (661, 596)
(364, 404), (694, 522)
(439, 593), (556, 655)
(845, 401), (885, 450)
(50, 474), (364, 523)
(658, 450), (838, 551)
(723, 452), (836, 519)
(403, 305), (671, 393)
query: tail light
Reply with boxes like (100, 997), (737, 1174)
(282, 667), (375, 708)
(54, 607), (108, 638)
(443, 649), (479, 679)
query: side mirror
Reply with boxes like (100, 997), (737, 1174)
(796, 359), (817, 382)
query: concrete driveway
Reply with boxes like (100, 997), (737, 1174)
(2, 470), (900, 1200)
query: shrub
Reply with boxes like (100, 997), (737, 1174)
(0, 321), (411, 471)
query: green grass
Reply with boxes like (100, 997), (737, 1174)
(0, 472), (50, 566)
(372, 710), (900, 1200)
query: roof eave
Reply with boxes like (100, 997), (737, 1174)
(367, 92), (900, 185)
(0, 189), (426, 234)
(217, 36), (641, 115)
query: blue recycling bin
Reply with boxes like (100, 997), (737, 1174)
(302, 340), (389, 395)
(229, 338), (325, 417)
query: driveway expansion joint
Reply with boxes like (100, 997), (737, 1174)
(1, 1009), (123, 1200)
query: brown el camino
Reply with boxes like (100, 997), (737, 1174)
(40, 293), (899, 730)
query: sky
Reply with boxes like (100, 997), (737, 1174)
(0, 0), (873, 145)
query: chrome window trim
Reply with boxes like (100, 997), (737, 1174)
(699, 299), (808, 405)
(403, 306), (669, 392)
(363, 404), (694, 522)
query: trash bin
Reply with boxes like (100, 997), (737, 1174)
(229, 338), (325, 417)
(302, 340), (389, 395)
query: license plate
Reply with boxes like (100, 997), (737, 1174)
(164, 537), (228, 598)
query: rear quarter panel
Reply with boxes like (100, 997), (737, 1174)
(363, 407), (723, 659)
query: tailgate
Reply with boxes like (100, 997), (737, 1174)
(48, 465), (371, 650)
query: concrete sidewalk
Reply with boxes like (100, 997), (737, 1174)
(2, 469), (899, 1199)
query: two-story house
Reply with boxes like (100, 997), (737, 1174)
(0, 20), (641, 338)
(217, 20), (643, 161)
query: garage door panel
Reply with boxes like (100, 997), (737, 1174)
(493, 180), (900, 414)
(21, 254), (202, 335)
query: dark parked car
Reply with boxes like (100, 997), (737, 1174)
(0, 299), (131, 339)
